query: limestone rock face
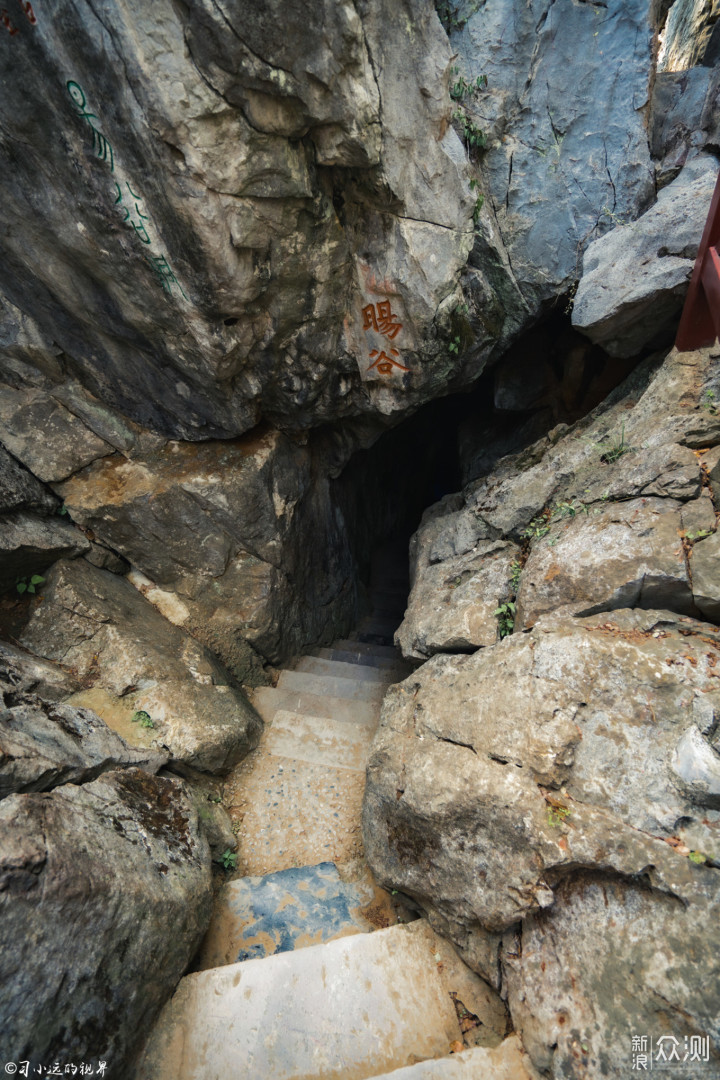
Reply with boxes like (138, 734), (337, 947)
(55, 428), (356, 670)
(451, 0), (656, 312)
(572, 156), (720, 357)
(363, 608), (720, 1076)
(0, 695), (167, 800)
(0, 768), (212, 1073)
(18, 559), (262, 774)
(395, 345), (720, 661)
(0, 0), (475, 441)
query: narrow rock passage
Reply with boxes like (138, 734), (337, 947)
(134, 543), (532, 1079)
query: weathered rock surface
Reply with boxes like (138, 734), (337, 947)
(395, 345), (720, 661)
(692, 529), (720, 622)
(0, 444), (56, 513)
(0, 640), (79, 703)
(0, 510), (91, 592)
(660, 0), (720, 72)
(572, 156), (720, 357)
(650, 66), (720, 184)
(0, 768), (212, 1072)
(515, 496), (700, 628)
(0, 696), (167, 800)
(363, 608), (720, 1077)
(397, 535), (519, 659)
(18, 559), (262, 774)
(55, 428), (356, 669)
(452, 0), (656, 312)
(0, 0), (477, 442)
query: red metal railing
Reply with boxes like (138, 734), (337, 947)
(676, 169), (720, 351)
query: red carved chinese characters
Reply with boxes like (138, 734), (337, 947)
(362, 297), (408, 376)
(362, 300), (402, 340)
(1, 9), (19, 33)
(367, 348), (409, 375)
(20, 1), (36, 24)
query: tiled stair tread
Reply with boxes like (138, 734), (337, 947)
(369, 1037), (538, 1080)
(294, 655), (406, 683)
(312, 646), (404, 670)
(332, 639), (402, 659)
(251, 685), (377, 727)
(195, 862), (373, 970)
(136, 923), (462, 1080)
(225, 751), (366, 875)
(277, 669), (389, 702)
(262, 710), (374, 771)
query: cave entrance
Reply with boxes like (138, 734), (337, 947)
(331, 311), (641, 643)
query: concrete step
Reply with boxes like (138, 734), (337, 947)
(294, 655), (404, 683)
(369, 1037), (537, 1079)
(276, 669), (388, 703)
(251, 686), (377, 728)
(262, 710), (374, 771)
(225, 750), (366, 875)
(332, 639), (402, 660)
(312, 646), (405, 670)
(195, 862), (373, 969)
(136, 923), (462, 1080)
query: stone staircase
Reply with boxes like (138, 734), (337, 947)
(134, 545), (535, 1080)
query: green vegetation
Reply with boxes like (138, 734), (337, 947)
(494, 600), (515, 639)
(686, 529), (713, 541)
(220, 849), (238, 871)
(547, 804), (572, 828)
(600, 423), (632, 464)
(131, 709), (155, 729)
(16, 574), (45, 595)
(702, 389), (718, 415)
(689, 850), (707, 865)
(452, 108), (487, 150)
(450, 71), (487, 100)
(448, 335), (461, 356)
(510, 560), (522, 592)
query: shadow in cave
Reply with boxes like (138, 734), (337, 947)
(331, 311), (644, 641)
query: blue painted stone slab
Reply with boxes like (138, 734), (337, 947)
(197, 861), (372, 969)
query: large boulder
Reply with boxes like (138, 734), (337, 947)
(451, 0), (657, 312)
(18, 559), (262, 774)
(363, 608), (720, 1078)
(395, 345), (720, 661)
(0, 0), (476, 441)
(54, 428), (356, 669)
(572, 155), (719, 357)
(0, 696), (167, 800)
(0, 768), (212, 1073)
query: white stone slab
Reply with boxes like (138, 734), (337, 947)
(136, 924), (461, 1080)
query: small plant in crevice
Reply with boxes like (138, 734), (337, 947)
(702, 389), (718, 415)
(16, 574), (45, 595)
(494, 600), (515, 639)
(220, 849), (238, 872)
(600, 423), (632, 465)
(131, 709), (155, 729)
(452, 108), (487, 151)
(450, 70), (487, 100)
(448, 335), (462, 356)
(521, 515), (551, 541)
(546, 803), (572, 828)
(509, 560), (522, 593)
(686, 529), (714, 542)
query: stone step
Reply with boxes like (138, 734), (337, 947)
(276, 669), (388, 703)
(369, 1036), (537, 1079)
(312, 646), (405, 670)
(135, 923), (462, 1080)
(225, 751), (366, 875)
(262, 710), (374, 771)
(195, 861), (373, 969)
(251, 686), (377, 728)
(332, 639), (402, 660)
(294, 655), (404, 683)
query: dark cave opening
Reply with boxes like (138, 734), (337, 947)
(332, 310), (645, 633)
